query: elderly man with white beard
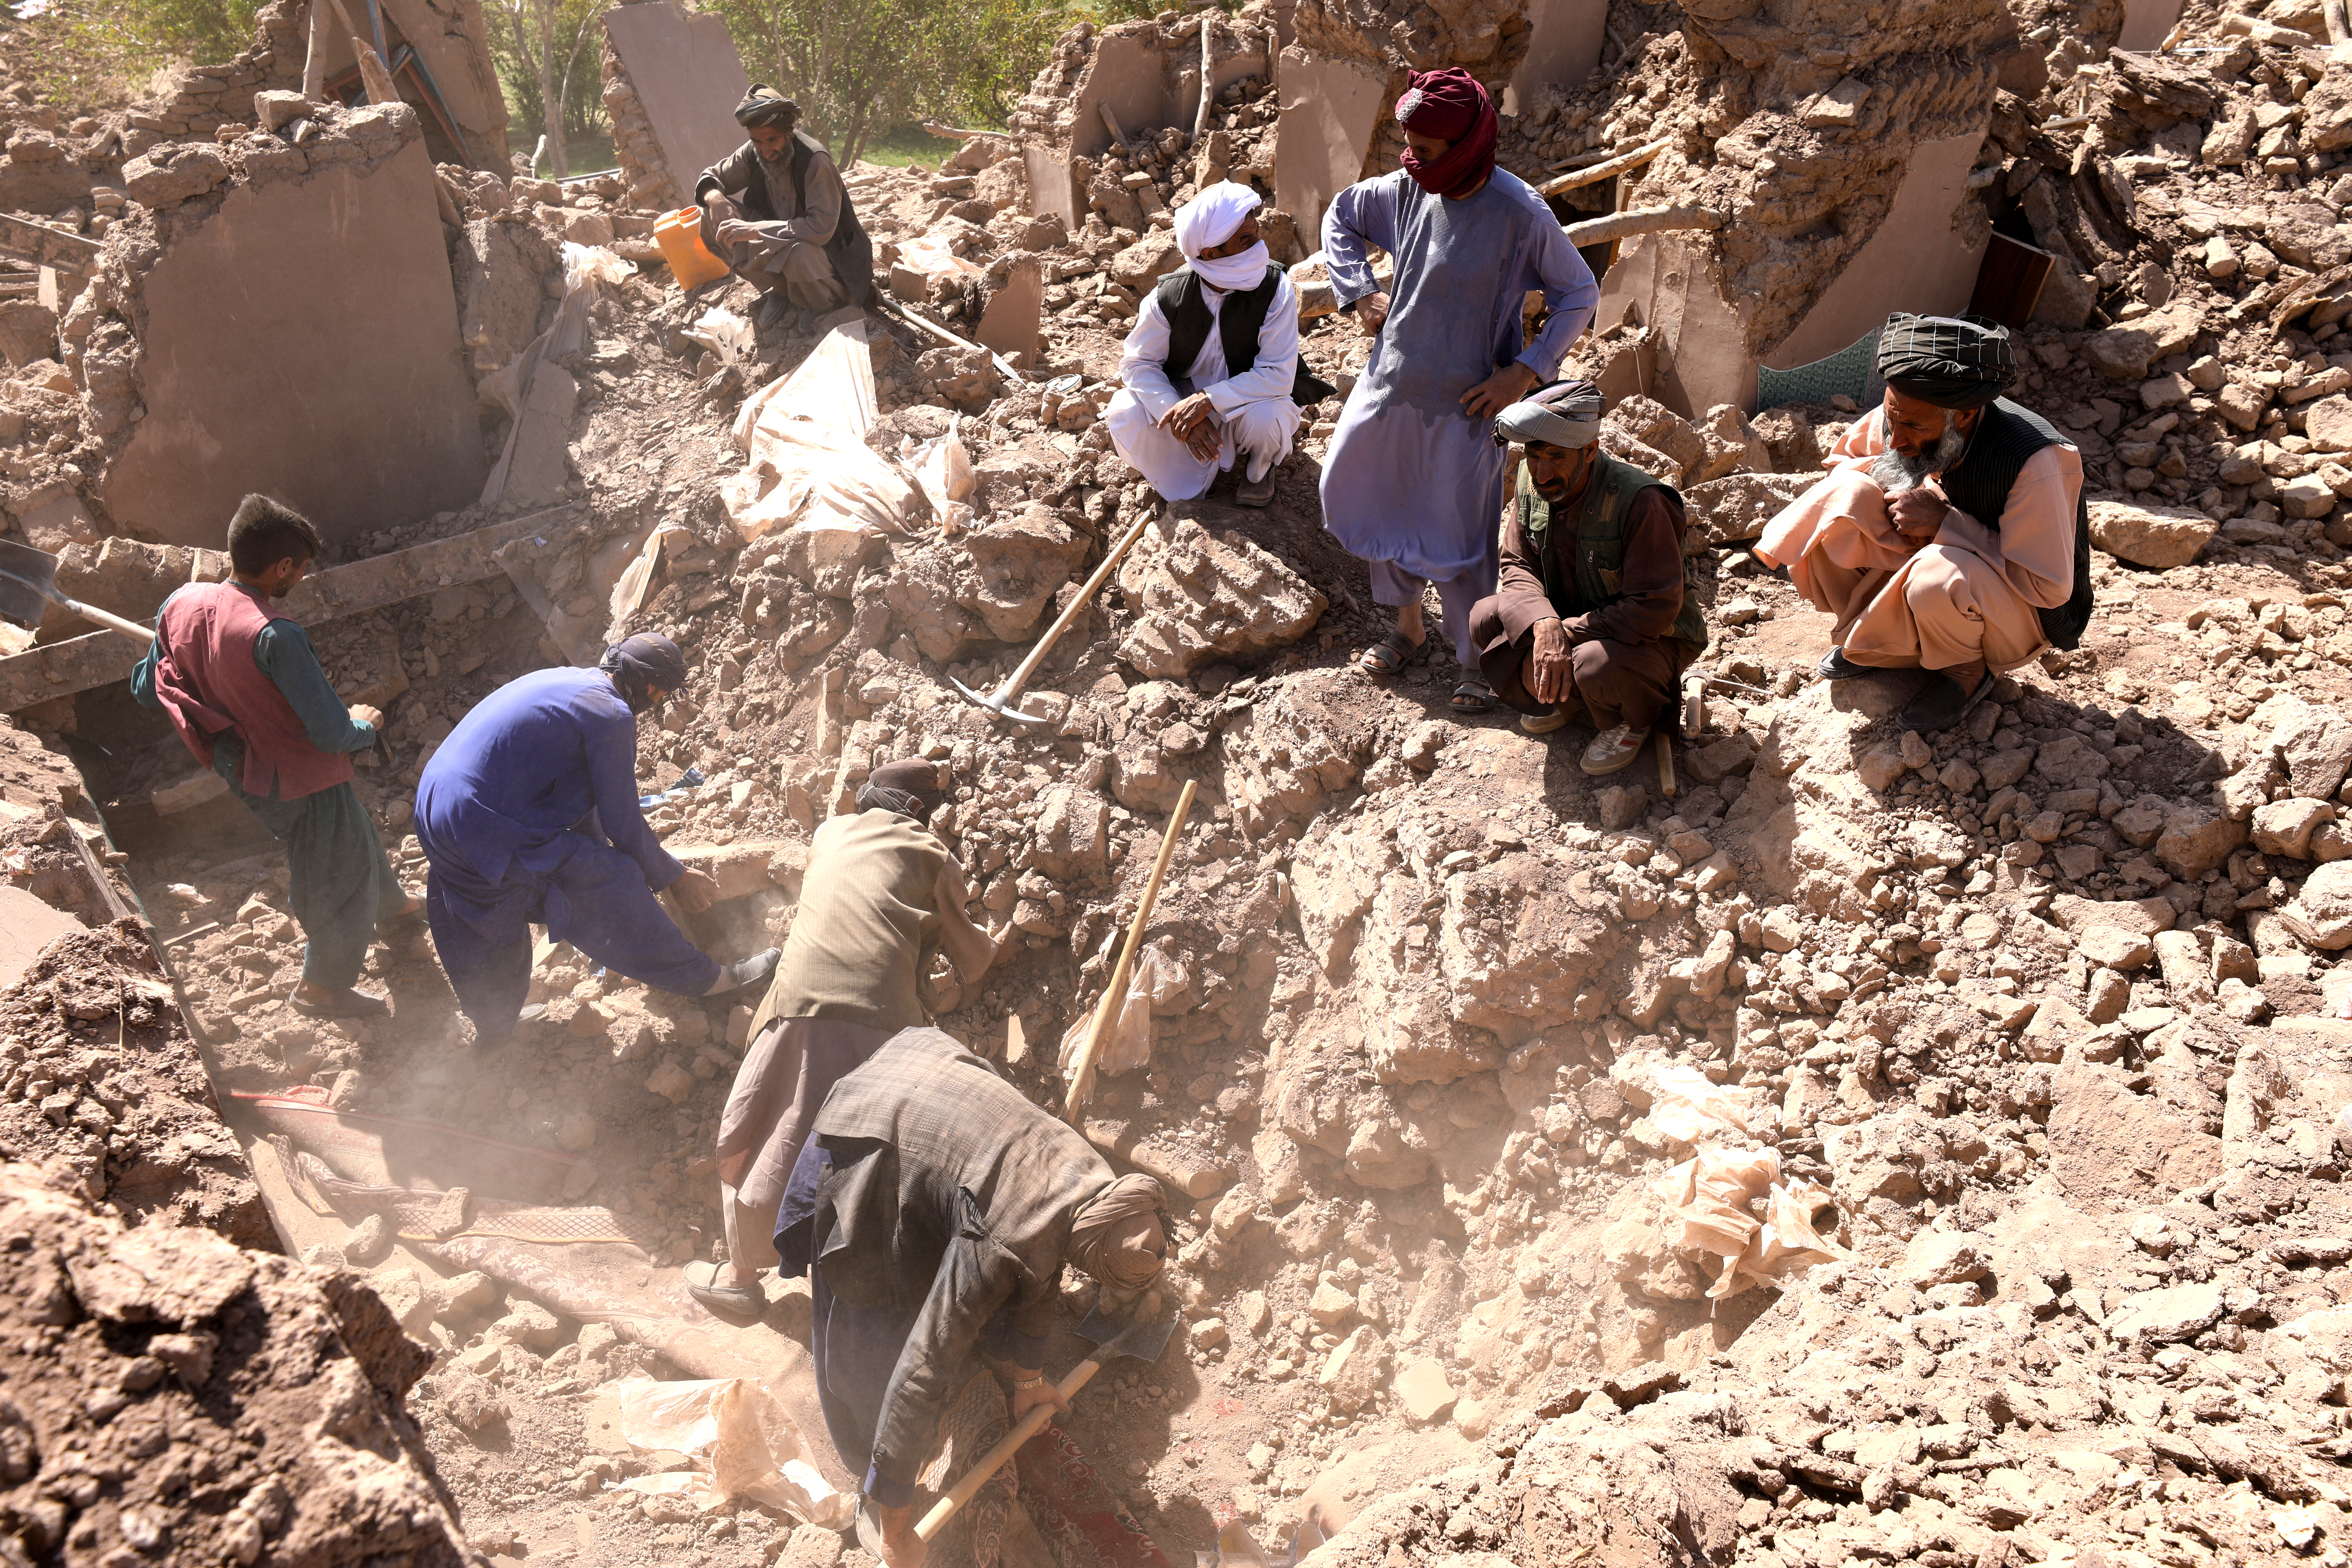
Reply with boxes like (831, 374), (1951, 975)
(1754, 313), (2094, 733)
(1104, 181), (1307, 507)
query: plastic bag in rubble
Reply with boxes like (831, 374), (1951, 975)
(723, 318), (918, 542)
(1058, 947), (1185, 1079)
(907, 420), (975, 519)
(1653, 1146), (1845, 1300)
(1644, 1064), (1751, 1144)
(682, 304), (756, 366)
(610, 1374), (851, 1527)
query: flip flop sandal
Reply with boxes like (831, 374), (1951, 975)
(1450, 678), (1497, 714)
(685, 1261), (764, 1318)
(1358, 630), (1428, 678)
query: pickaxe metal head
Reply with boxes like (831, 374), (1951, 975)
(950, 674), (1055, 726)
(1074, 1301), (1179, 1366)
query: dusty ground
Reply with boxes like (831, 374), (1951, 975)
(21, 0), (2352, 1564)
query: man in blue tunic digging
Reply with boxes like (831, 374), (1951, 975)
(414, 634), (778, 1046)
(1318, 66), (1600, 715)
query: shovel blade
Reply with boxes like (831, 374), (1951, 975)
(1215, 1521), (1272, 1568)
(0, 538), (61, 629)
(1073, 1302), (1178, 1366)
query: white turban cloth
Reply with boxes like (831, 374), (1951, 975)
(1173, 181), (1270, 293)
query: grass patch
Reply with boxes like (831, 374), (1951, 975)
(854, 121), (971, 170)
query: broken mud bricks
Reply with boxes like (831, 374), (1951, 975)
(1115, 508), (1326, 677)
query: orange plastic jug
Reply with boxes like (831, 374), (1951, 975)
(653, 207), (731, 290)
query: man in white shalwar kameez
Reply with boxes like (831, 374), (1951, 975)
(1105, 182), (1301, 507)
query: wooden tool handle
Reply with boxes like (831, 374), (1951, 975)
(915, 1355), (1106, 1541)
(997, 507), (1156, 702)
(60, 595), (155, 645)
(1064, 776), (1196, 1122)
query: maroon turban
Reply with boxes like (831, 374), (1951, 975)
(1396, 68), (1497, 200)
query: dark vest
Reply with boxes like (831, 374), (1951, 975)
(1517, 455), (1710, 656)
(1152, 266), (1337, 407)
(1936, 397), (2093, 650)
(153, 582), (354, 802)
(712, 131), (875, 306)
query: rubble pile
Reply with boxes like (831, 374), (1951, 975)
(24, 0), (2352, 1562)
(0, 1151), (471, 1566)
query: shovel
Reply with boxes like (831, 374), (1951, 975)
(914, 1303), (1179, 1542)
(951, 506), (1156, 726)
(0, 538), (158, 645)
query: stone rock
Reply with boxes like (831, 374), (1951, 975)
(2088, 499), (2217, 568)
(2280, 861), (2352, 948)
(1901, 1229), (1990, 1288)
(1309, 1280), (1356, 1325)
(2104, 1280), (2226, 1346)
(960, 506), (1092, 642)
(1317, 1324), (1384, 1413)
(2155, 803), (2246, 881)
(1115, 511), (1325, 677)
(2078, 926), (2156, 970)
(2031, 735), (2109, 788)
(1684, 472), (1815, 546)
(123, 144), (232, 206)
(644, 1060), (695, 1103)
(1393, 1356), (1457, 1422)
(2308, 393), (2352, 453)
(436, 1366), (510, 1433)
(491, 1301), (564, 1350)
(1031, 786), (1110, 878)
(1597, 784), (1646, 830)
(0, 300), (56, 369)
(2266, 696), (2352, 800)
(1858, 748), (1906, 793)
(1685, 734), (1757, 784)
(2083, 301), (2205, 379)
(1108, 232), (1182, 290)
(2253, 797), (2334, 859)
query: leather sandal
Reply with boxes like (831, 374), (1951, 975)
(1358, 629), (1428, 679)
(1450, 677), (1496, 715)
(1236, 467), (1277, 507)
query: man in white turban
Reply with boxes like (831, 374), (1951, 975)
(1104, 181), (1305, 507)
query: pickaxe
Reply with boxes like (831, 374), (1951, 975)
(915, 1303), (1179, 1541)
(952, 506), (1155, 725)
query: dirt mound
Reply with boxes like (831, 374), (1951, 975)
(0, 1156), (467, 1565)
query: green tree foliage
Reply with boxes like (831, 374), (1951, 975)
(13, 0), (260, 106)
(483, 0), (605, 175)
(702, 0), (1074, 167)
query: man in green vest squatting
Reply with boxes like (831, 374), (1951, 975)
(1469, 379), (1709, 776)
(697, 85), (875, 332)
(691, 758), (1002, 1319)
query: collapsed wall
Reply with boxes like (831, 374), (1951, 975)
(599, 0), (752, 214)
(86, 100), (490, 550)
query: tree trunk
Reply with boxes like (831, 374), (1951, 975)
(535, 0), (566, 176)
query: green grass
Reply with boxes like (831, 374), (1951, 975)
(540, 127), (618, 178)
(854, 121), (972, 169)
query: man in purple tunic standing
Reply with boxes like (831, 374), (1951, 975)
(1319, 68), (1600, 715)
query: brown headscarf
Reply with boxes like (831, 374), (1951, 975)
(1067, 1174), (1169, 1290)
